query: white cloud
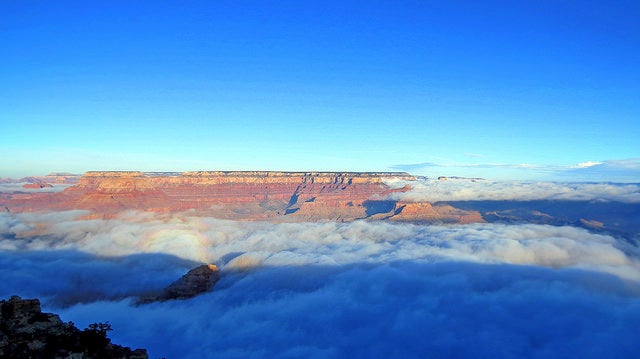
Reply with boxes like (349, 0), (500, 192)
(574, 161), (603, 168)
(2, 211), (640, 281)
(2, 211), (640, 357)
(384, 178), (640, 203)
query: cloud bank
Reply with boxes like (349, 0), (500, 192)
(384, 178), (640, 203)
(392, 158), (640, 182)
(3, 212), (639, 279)
(2, 211), (640, 357)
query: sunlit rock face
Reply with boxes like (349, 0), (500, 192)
(139, 264), (221, 303)
(22, 181), (53, 189)
(388, 202), (485, 224)
(0, 171), (483, 223)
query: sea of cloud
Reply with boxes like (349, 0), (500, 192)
(384, 178), (640, 203)
(2, 211), (640, 358)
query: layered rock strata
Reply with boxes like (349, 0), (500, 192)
(0, 171), (482, 223)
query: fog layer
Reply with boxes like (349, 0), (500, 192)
(2, 211), (640, 358)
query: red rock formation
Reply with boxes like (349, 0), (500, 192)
(139, 264), (221, 303)
(22, 182), (53, 189)
(41, 173), (81, 184)
(0, 171), (483, 223)
(0, 174), (80, 186)
(388, 202), (484, 223)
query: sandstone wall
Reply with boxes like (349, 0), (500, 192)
(0, 171), (483, 224)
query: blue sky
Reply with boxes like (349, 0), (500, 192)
(1, 1), (639, 180)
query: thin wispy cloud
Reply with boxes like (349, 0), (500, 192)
(391, 161), (560, 172)
(574, 161), (603, 168)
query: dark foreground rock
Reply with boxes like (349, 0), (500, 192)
(0, 296), (147, 359)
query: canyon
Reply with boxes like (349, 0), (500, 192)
(0, 171), (483, 223)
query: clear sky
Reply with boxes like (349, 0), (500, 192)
(1, 1), (639, 180)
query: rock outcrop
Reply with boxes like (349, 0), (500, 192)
(22, 182), (53, 189)
(390, 202), (485, 224)
(0, 296), (147, 358)
(139, 264), (221, 303)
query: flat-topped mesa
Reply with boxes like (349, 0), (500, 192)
(180, 171), (413, 177)
(0, 170), (483, 223)
(57, 171), (416, 216)
(177, 171), (414, 185)
(77, 171), (155, 192)
(79, 171), (145, 182)
(83, 171), (145, 176)
(79, 171), (414, 186)
(75, 171), (415, 191)
(42, 173), (80, 184)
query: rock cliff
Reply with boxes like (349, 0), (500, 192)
(0, 171), (483, 223)
(0, 296), (147, 358)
